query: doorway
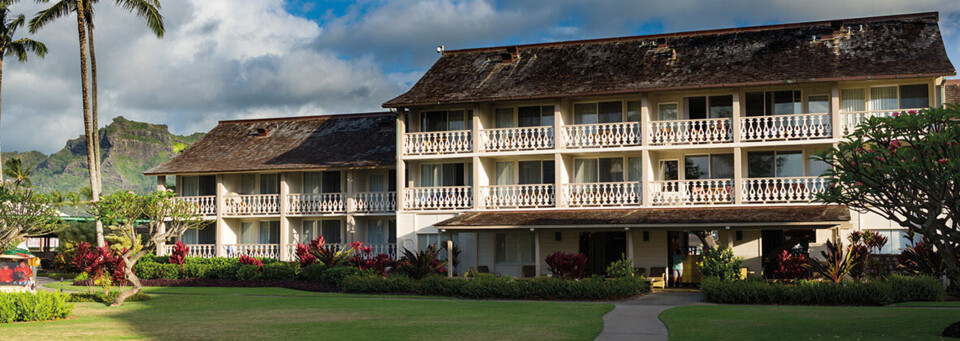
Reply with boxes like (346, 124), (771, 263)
(761, 229), (815, 278)
(579, 231), (626, 275)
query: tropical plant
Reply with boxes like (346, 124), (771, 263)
(30, 0), (165, 248)
(167, 241), (188, 266)
(395, 245), (446, 280)
(90, 190), (203, 306)
(698, 247), (744, 281)
(0, 182), (60, 252)
(804, 240), (866, 283)
(545, 252), (587, 280)
(605, 255), (636, 278)
(294, 236), (353, 268)
(898, 230), (954, 277)
(772, 250), (809, 280)
(238, 254), (262, 268)
(71, 241), (124, 292)
(2, 158), (31, 186)
(814, 106), (960, 288)
(0, 4), (45, 181)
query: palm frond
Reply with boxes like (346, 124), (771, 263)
(29, 0), (74, 34)
(8, 38), (47, 61)
(114, 0), (163, 37)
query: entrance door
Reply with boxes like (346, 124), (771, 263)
(579, 232), (626, 275)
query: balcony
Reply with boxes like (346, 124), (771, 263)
(162, 244), (216, 258)
(403, 186), (472, 210)
(649, 118), (732, 145)
(841, 108), (923, 134)
(224, 194), (280, 215)
(481, 126), (554, 151)
(403, 130), (472, 155)
(172, 195), (216, 216)
(353, 192), (397, 213)
(287, 193), (346, 215)
(480, 184), (555, 209)
(222, 244), (280, 259)
(740, 113), (832, 141)
(563, 182), (641, 207)
(651, 179), (734, 205)
(743, 177), (827, 204)
(563, 122), (641, 148)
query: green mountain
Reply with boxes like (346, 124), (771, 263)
(2, 116), (204, 194)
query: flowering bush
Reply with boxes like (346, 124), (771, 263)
(698, 247), (743, 281)
(238, 255), (263, 268)
(772, 250), (809, 280)
(395, 246), (445, 280)
(168, 241), (190, 266)
(545, 252), (587, 279)
(605, 255), (636, 278)
(349, 244), (395, 276)
(295, 236), (354, 267)
(72, 242), (125, 287)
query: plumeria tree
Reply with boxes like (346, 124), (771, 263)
(814, 105), (960, 288)
(0, 181), (60, 251)
(90, 190), (202, 306)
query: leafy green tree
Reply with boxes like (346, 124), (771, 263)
(91, 190), (201, 306)
(0, 4), (45, 180)
(815, 105), (960, 288)
(2, 157), (31, 186)
(0, 182), (61, 252)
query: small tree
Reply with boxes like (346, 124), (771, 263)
(814, 105), (960, 288)
(0, 182), (60, 251)
(91, 190), (202, 306)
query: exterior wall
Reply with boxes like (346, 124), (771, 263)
(718, 230), (762, 277)
(632, 230), (668, 274)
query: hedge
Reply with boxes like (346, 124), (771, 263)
(132, 257), (296, 281)
(701, 274), (945, 306)
(342, 274), (651, 300)
(0, 291), (73, 323)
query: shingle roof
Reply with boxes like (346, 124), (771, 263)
(145, 112), (396, 175)
(384, 12), (954, 108)
(947, 79), (960, 105)
(435, 205), (850, 228)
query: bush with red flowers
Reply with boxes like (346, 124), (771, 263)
(238, 254), (263, 268)
(545, 252), (587, 279)
(72, 241), (125, 286)
(772, 250), (809, 280)
(168, 241), (190, 266)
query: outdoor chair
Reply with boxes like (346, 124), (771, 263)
(648, 267), (667, 289)
(521, 265), (536, 278)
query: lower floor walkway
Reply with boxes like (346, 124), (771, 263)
(596, 289), (706, 341)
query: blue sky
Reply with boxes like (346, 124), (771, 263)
(2, 0), (959, 153)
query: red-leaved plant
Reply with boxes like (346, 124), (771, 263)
(238, 254), (263, 268)
(295, 236), (354, 267)
(545, 252), (587, 279)
(772, 250), (809, 280)
(169, 241), (190, 266)
(72, 241), (126, 284)
(348, 244), (395, 276)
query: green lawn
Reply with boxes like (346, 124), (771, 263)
(660, 305), (960, 340)
(892, 301), (960, 308)
(5, 286), (612, 340)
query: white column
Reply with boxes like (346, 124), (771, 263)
(734, 147), (743, 205)
(472, 156), (482, 210)
(215, 174), (226, 257)
(554, 153), (565, 208)
(534, 229), (542, 276)
(396, 109), (407, 211)
(626, 228), (634, 264)
(156, 175), (167, 192)
(641, 150), (653, 206)
(279, 172), (290, 261)
(640, 94), (651, 146)
(346, 169), (356, 213)
(831, 84), (842, 139)
(732, 89), (742, 143)
(446, 238), (454, 278)
(346, 169), (357, 242)
(156, 176), (168, 256)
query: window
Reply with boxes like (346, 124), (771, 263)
(868, 229), (921, 254)
(495, 108), (514, 128)
(495, 232), (535, 264)
(809, 158), (832, 176)
(686, 96), (707, 119)
(260, 174), (279, 194)
(870, 86), (898, 111)
(181, 223), (215, 244)
(899, 84), (929, 109)
(321, 220), (341, 244)
(745, 91), (801, 116)
(241, 174), (256, 194)
(842, 84), (930, 112)
(181, 229), (198, 244)
(659, 160), (679, 181)
(240, 222), (256, 244)
(421, 110), (471, 131)
(684, 154), (733, 180)
(626, 101), (642, 122)
(496, 162), (514, 186)
(258, 221), (280, 244)
(518, 160), (554, 185)
(181, 176), (199, 196)
(321, 171), (341, 193)
(709, 95), (733, 118)
(420, 163), (469, 187)
(627, 157), (642, 182)
(368, 174), (387, 192)
(658, 103), (678, 120)
(303, 171), (341, 193)
(841, 88), (866, 112)
(685, 95), (733, 119)
(748, 151), (804, 178)
(417, 233), (458, 259)
(574, 158), (623, 183)
(574, 101), (622, 124)
(518, 106), (554, 127)
(808, 95), (830, 114)
(299, 221), (316, 243)
(366, 219), (396, 244)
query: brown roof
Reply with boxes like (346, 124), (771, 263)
(384, 12), (954, 108)
(145, 112), (396, 175)
(435, 205), (850, 228)
(947, 79), (960, 105)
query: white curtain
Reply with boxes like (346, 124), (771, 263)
(259, 221), (279, 244)
(303, 172), (321, 193)
(495, 108), (514, 128)
(260, 174), (279, 194)
(841, 89), (866, 112)
(496, 162), (515, 186)
(241, 174), (256, 194)
(658, 103), (678, 120)
(574, 103), (598, 124)
(367, 220), (386, 244)
(181, 176), (199, 196)
(574, 159), (598, 183)
(240, 222), (256, 244)
(628, 157), (642, 182)
(420, 164), (439, 187)
(368, 174), (386, 192)
(870, 86), (898, 110)
(300, 221), (316, 243)
(181, 229), (198, 244)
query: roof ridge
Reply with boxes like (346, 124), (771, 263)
(218, 111), (393, 124)
(442, 11), (939, 55)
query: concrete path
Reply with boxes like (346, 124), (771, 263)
(595, 290), (706, 341)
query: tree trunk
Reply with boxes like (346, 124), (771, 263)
(0, 58), (4, 182)
(73, 0), (103, 246)
(110, 255), (141, 306)
(695, 230), (719, 249)
(86, 21), (101, 192)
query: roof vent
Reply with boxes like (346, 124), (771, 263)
(655, 37), (668, 48)
(249, 128), (269, 137)
(830, 20), (844, 31)
(501, 46), (520, 64)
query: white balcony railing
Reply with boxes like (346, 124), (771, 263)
(403, 186), (472, 210)
(841, 108), (924, 134)
(162, 244), (216, 258)
(743, 177), (828, 204)
(563, 122), (641, 148)
(222, 244), (280, 259)
(403, 130), (472, 155)
(224, 194), (280, 215)
(480, 184), (555, 208)
(563, 182), (641, 207)
(740, 113), (832, 141)
(482, 126), (554, 151)
(354, 192), (396, 213)
(287, 193), (346, 214)
(363, 243), (398, 257)
(649, 118), (732, 145)
(651, 179), (734, 205)
(172, 195), (216, 216)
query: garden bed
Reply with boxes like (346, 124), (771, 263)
(701, 275), (945, 306)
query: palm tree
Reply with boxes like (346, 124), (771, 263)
(0, 4), (46, 181)
(65, 191), (81, 216)
(2, 157), (31, 186)
(30, 0), (164, 247)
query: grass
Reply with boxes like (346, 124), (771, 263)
(6, 286), (612, 340)
(660, 305), (960, 340)
(892, 301), (960, 308)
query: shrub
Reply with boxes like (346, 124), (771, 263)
(772, 250), (809, 280)
(395, 246), (445, 280)
(262, 263), (298, 281)
(805, 240), (865, 283)
(699, 247), (743, 281)
(238, 255), (263, 268)
(321, 266), (362, 287)
(181, 263), (210, 279)
(899, 232), (953, 277)
(545, 252), (587, 279)
(701, 275), (945, 305)
(159, 264), (181, 279)
(297, 236), (354, 267)
(235, 264), (262, 281)
(169, 241), (189, 266)
(0, 291), (72, 323)
(605, 255), (635, 278)
(414, 275), (649, 300)
(298, 263), (327, 281)
(68, 291), (151, 304)
(341, 274), (417, 293)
